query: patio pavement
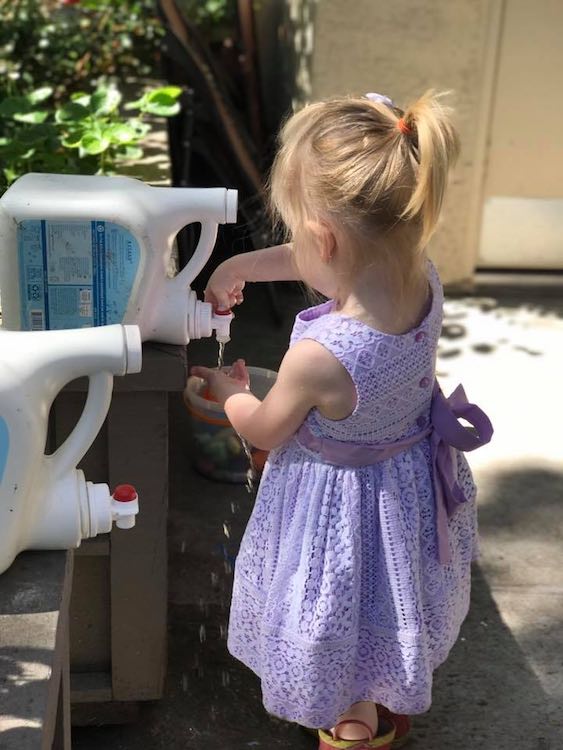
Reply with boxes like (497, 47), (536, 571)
(72, 278), (563, 750)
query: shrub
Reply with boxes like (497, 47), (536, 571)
(0, 84), (181, 192)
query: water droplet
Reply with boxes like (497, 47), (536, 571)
(199, 624), (207, 643)
(231, 430), (256, 494)
(182, 673), (188, 692)
(219, 623), (227, 640)
(210, 572), (219, 587)
(223, 522), (231, 539)
(180, 539), (186, 554)
(221, 670), (230, 687)
(223, 560), (232, 575)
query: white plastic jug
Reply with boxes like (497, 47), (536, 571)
(0, 323), (142, 575)
(0, 173), (237, 344)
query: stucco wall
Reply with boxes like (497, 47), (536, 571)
(306, 0), (498, 285)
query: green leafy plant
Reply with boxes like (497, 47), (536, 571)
(0, 0), (164, 103)
(0, 84), (181, 192)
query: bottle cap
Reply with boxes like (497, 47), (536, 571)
(113, 484), (138, 502)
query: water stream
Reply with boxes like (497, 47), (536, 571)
(216, 340), (256, 493)
(217, 340), (226, 370)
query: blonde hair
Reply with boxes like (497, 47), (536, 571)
(269, 90), (460, 280)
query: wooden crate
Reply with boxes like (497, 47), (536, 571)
(50, 343), (187, 721)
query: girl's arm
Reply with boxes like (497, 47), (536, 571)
(191, 340), (356, 451)
(204, 243), (300, 310)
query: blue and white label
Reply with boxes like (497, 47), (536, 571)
(0, 418), (9, 484)
(18, 220), (140, 330)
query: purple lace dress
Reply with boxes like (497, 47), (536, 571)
(227, 261), (478, 728)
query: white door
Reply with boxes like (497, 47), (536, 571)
(478, 0), (563, 269)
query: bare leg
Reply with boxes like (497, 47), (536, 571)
(331, 701), (378, 741)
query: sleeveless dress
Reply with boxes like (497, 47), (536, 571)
(227, 261), (479, 729)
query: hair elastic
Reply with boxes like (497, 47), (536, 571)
(397, 117), (412, 136)
(364, 92), (394, 108)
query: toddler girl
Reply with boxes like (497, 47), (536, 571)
(192, 90), (492, 749)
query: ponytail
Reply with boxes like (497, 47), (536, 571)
(399, 90), (460, 247)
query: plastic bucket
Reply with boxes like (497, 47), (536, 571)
(184, 366), (277, 483)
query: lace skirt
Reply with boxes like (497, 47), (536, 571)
(227, 438), (478, 728)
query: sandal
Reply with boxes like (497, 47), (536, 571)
(375, 706), (412, 748)
(318, 717), (396, 750)
(301, 706), (410, 749)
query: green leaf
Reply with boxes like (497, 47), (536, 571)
(27, 87), (53, 105)
(147, 86), (182, 100)
(14, 110), (49, 124)
(17, 124), (55, 144)
(130, 87), (182, 118)
(123, 97), (146, 111)
(142, 101), (181, 117)
(0, 96), (29, 118)
(90, 87), (122, 115)
(71, 92), (91, 107)
(127, 119), (150, 137)
(123, 87), (181, 114)
(61, 128), (85, 148)
(117, 146), (143, 161)
(103, 123), (138, 144)
(3, 167), (19, 185)
(55, 102), (90, 123)
(0, 140), (28, 158)
(79, 132), (110, 155)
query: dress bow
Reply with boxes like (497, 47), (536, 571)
(430, 384), (493, 563)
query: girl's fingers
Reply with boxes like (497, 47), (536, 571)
(203, 283), (244, 310)
(204, 286), (230, 310)
(190, 366), (213, 380)
(229, 359), (250, 386)
(228, 360), (244, 379)
(192, 361), (249, 386)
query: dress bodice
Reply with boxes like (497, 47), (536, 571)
(290, 260), (444, 443)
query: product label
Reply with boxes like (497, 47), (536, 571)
(18, 220), (140, 330)
(0, 417), (9, 484)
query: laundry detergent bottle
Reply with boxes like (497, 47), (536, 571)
(0, 173), (237, 344)
(0, 323), (142, 575)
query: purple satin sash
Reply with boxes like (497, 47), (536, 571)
(296, 382), (493, 564)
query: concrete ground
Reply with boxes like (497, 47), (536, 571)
(72, 279), (563, 750)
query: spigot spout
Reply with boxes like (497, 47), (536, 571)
(187, 294), (234, 343)
(111, 484), (139, 529)
(212, 309), (234, 344)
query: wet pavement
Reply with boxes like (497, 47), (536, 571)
(72, 280), (563, 750)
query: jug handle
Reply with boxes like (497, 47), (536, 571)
(172, 223), (218, 290)
(48, 372), (114, 480)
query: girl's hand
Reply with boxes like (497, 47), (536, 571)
(204, 261), (245, 311)
(191, 359), (250, 406)
(203, 244), (302, 310)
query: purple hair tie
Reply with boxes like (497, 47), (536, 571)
(364, 92), (394, 108)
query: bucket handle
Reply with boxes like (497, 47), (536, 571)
(171, 223), (219, 290)
(48, 372), (114, 480)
